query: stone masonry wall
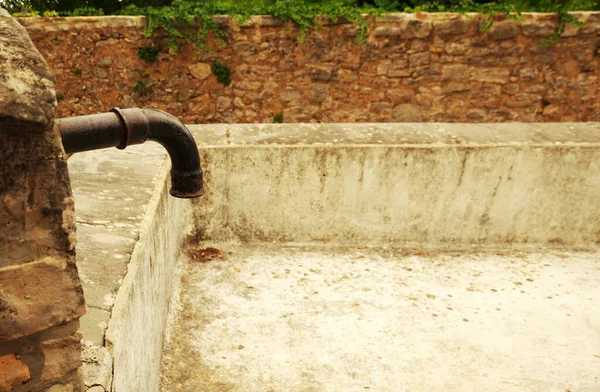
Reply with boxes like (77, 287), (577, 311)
(17, 12), (600, 124)
(0, 9), (85, 392)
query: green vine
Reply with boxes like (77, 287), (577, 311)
(400, 0), (589, 46)
(119, 0), (372, 52)
(128, 0), (228, 52)
(474, 3), (523, 32)
(115, 0), (593, 52)
(10, 0), (598, 51)
(538, 6), (587, 46)
(265, 0), (369, 42)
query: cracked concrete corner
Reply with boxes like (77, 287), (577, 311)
(82, 344), (112, 392)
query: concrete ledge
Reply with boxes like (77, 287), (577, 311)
(15, 12), (600, 33)
(191, 123), (600, 247)
(193, 122), (600, 146)
(67, 143), (172, 392)
(68, 143), (167, 347)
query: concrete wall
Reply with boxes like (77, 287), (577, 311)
(28, 119), (600, 392)
(17, 12), (600, 124)
(65, 143), (167, 392)
(104, 164), (191, 392)
(191, 123), (600, 248)
(0, 8), (85, 392)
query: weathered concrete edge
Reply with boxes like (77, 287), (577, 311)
(190, 123), (600, 248)
(104, 160), (192, 392)
(16, 11), (600, 31)
(190, 123), (600, 147)
(102, 161), (170, 391)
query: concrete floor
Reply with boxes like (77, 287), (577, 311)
(160, 244), (600, 392)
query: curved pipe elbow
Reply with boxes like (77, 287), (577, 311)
(57, 108), (204, 199)
(140, 109), (204, 199)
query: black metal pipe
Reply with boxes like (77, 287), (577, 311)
(57, 108), (204, 199)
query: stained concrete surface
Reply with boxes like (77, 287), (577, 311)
(190, 123), (600, 247)
(188, 122), (600, 146)
(68, 139), (188, 392)
(68, 142), (170, 392)
(65, 123), (600, 392)
(161, 243), (600, 392)
(105, 170), (191, 392)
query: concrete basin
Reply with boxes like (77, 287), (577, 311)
(69, 123), (600, 392)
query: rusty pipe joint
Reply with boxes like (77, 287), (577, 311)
(57, 108), (204, 198)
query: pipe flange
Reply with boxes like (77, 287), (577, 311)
(110, 107), (131, 150)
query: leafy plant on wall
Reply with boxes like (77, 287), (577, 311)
(7, 0), (599, 51)
(134, 81), (151, 93)
(273, 112), (284, 123)
(211, 61), (231, 87)
(138, 45), (161, 62)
